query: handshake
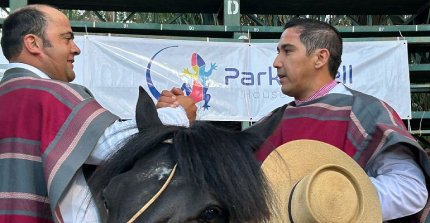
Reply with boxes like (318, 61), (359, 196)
(155, 87), (197, 122)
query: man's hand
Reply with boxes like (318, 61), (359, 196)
(156, 87), (197, 122)
(156, 87), (184, 108)
(176, 95), (197, 122)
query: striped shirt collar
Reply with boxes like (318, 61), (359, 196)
(295, 80), (338, 105)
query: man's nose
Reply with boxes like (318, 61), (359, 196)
(72, 41), (81, 55)
(273, 55), (281, 68)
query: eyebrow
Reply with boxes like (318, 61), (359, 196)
(60, 32), (75, 39)
(277, 43), (294, 51)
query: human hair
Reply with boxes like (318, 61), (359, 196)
(1, 5), (52, 60)
(284, 18), (343, 78)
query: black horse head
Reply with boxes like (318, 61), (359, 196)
(88, 87), (272, 222)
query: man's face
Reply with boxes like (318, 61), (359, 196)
(273, 27), (317, 100)
(38, 7), (81, 82)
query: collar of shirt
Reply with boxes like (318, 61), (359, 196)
(4, 63), (51, 79)
(295, 80), (338, 105)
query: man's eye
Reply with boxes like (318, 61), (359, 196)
(62, 35), (74, 40)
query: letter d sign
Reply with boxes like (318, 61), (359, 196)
(228, 0), (239, 14)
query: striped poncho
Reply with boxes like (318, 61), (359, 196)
(254, 90), (428, 168)
(0, 68), (118, 223)
(250, 88), (430, 222)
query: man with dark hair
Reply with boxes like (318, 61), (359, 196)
(249, 18), (430, 222)
(0, 4), (195, 223)
(156, 18), (430, 222)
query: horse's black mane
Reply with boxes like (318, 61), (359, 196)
(89, 121), (271, 222)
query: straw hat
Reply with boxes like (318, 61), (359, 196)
(262, 140), (382, 223)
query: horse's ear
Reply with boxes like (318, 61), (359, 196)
(136, 86), (163, 131)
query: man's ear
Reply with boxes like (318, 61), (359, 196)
(314, 48), (330, 69)
(22, 34), (42, 55)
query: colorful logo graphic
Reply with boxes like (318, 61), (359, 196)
(146, 46), (217, 110)
(181, 53), (217, 110)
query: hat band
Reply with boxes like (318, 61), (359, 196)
(287, 179), (301, 223)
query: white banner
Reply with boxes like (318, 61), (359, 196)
(73, 36), (411, 120)
(1, 35), (411, 120)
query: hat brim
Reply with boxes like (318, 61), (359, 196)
(261, 139), (382, 222)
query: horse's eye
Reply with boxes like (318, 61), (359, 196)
(199, 207), (223, 221)
(102, 200), (111, 215)
(101, 194), (109, 213)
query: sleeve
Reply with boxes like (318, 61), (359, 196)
(156, 106), (190, 127)
(367, 144), (428, 221)
(87, 106), (189, 164)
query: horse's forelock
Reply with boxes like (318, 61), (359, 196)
(173, 122), (272, 222)
(89, 122), (271, 222)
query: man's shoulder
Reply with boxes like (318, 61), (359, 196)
(2, 67), (89, 91)
(65, 82), (94, 97)
(345, 86), (381, 102)
(47, 81), (95, 103)
(246, 104), (288, 138)
(259, 104), (288, 122)
(338, 86), (388, 111)
(1, 72), (94, 104)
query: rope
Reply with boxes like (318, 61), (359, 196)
(127, 164), (177, 223)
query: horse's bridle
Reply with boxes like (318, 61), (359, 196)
(127, 163), (178, 223)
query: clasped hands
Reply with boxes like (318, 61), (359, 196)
(156, 87), (197, 122)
